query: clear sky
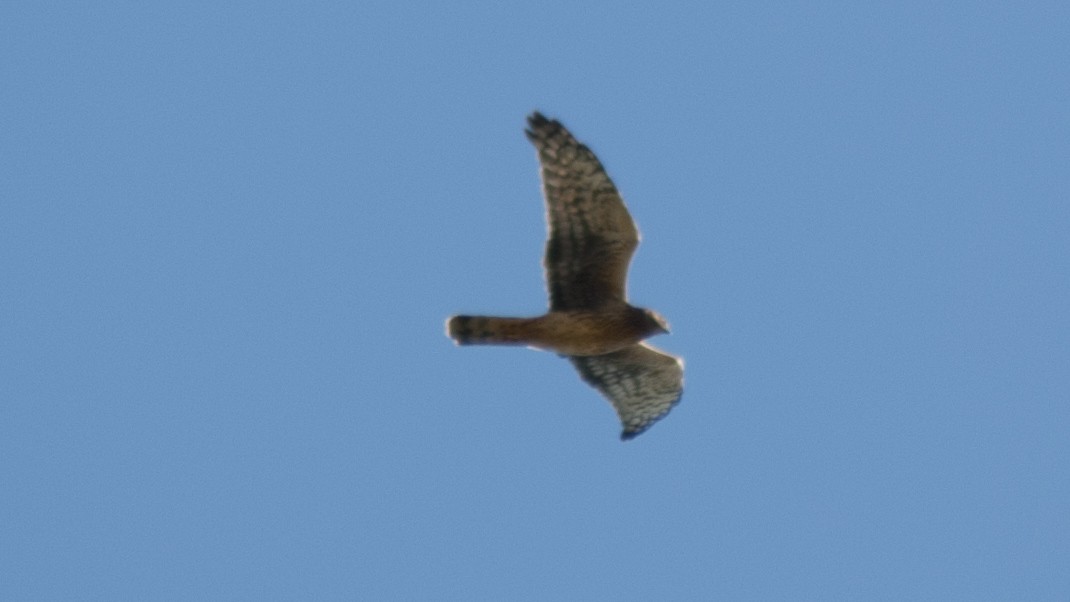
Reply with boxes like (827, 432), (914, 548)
(3, 2), (1068, 599)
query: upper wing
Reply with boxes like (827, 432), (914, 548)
(569, 344), (684, 440)
(526, 113), (639, 311)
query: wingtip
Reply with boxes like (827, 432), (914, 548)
(617, 391), (684, 441)
(526, 109), (560, 140)
(620, 421), (656, 441)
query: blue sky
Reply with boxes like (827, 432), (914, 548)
(3, 1), (1068, 599)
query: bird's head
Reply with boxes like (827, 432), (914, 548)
(640, 308), (671, 335)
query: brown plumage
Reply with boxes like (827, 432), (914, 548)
(446, 112), (684, 440)
(447, 306), (667, 356)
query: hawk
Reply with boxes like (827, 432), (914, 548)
(446, 112), (684, 440)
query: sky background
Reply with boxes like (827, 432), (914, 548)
(3, 1), (1069, 599)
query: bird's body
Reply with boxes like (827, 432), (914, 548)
(448, 305), (666, 357)
(446, 113), (684, 440)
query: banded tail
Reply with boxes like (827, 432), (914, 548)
(446, 315), (538, 346)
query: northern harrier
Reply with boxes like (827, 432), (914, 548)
(446, 112), (684, 440)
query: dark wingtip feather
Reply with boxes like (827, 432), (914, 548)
(525, 111), (558, 142)
(618, 390), (685, 441)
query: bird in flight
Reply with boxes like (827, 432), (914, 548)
(446, 112), (683, 440)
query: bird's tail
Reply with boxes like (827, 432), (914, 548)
(446, 315), (537, 346)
